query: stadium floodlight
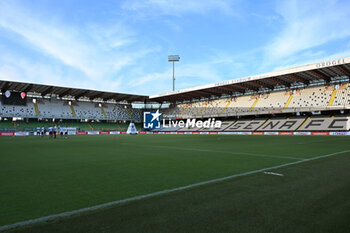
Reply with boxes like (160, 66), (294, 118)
(168, 55), (180, 91)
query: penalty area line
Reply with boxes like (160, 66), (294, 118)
(1, 149), (350, 232)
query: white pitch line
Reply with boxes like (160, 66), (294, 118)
(0, 149), (349, 232)
(264, 171), (284, 176)
(120, 142), (304, 160)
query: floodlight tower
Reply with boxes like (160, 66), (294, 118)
(168, 55), (180, 91)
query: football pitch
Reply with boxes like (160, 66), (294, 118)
(1, 134), (350, 233)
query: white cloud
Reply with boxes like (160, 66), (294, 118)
(0, 53), (127, 93)
(264, 0), (350, 62)
(271, 49), (350, 72)
(0, 1), (162, 94)
(0, 2), (158, 80)
(122, 0), (238, 17)
(126, 55), (244, 94)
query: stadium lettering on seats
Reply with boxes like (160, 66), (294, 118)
(329, 119), (348, 129)
(243, 121), (261, 130)
(231, 122), (246, 130)
(262, 121), (280, 129)
(279, 120), (297, 129)
(304, 120), (324, 129)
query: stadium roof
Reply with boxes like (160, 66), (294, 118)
(1, 57), (350, 104)
(149, 57), (350, 102)
(0, 80), (148, 103)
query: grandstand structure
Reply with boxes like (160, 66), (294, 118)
(151, 57), (350, 132)
(1, 57), (350, 133)
(0, 82), (146, 132)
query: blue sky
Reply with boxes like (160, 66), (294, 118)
(0, 0), (349, 95)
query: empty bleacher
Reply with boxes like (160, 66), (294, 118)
(163, 83), (350, 119)
(0, 98), (142, 122)
(333, 83), (350, 106)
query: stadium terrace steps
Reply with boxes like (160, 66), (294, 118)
(333, 83), (350, 106)
(180, 105), (190, 116)
(70, 105), (77, 117)
(100, 106), (107, 118)
(248, 98), (259, 112)
(125, 108), (133, 119)
(328, 89), (338, 106)
(1, 83), (349, 122)
(163, 83), (350, 119)
(1, 98), (142, 121)
(33, 102), (39, 116)
(220, 101), (232, 114)
(198, 103), (209, 116)
(284, 94), (294, 109)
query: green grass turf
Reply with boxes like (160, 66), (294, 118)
(1, 135), (350, 232)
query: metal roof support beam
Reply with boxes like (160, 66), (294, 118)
(125, 96), (141, 102)
(41, 87), (54, 96)
(253, 80), (274, 89)
(58, 88), (73, 98)
(268, 78), (291, 87)
(196, 89), (219, 97)
(184, 92), (201, 99)
(246, 81), (273, 90)
(23, 84), (34, 93)
(89, 94), (103, 100)
(286, 74), (309, 85)
(1, 82), (9, 92)
(308, 70), (330, 82)
(114, 95), (129, 102)
(102, 94), (118, 101)
(234, 83), (258, 92)
(335, 65), (350, 78)
(217, 86), (244, 93)
(75, 90), (90, 99)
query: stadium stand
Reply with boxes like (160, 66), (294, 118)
(287, 86), (332, 109)
(161, 83), (350, 119)
(257, 118), (307, 131)
(200, 97), (231, 116)
(253, 91), (290, 112)
(0, 101), (36, 118)
(223, 119), (267, 132)
(1, 57), (350, 133)
(297, 116), (349, 131)
(155, 115), (350, 132)
(0, 98), (142, 122)
(333, 83), (350, 106)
